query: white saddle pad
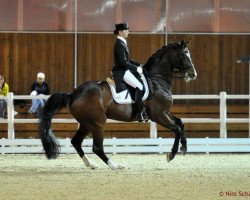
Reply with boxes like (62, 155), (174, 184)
(106, 74), (149, 104)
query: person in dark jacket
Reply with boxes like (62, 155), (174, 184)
(112, 22), (148, 122)
(28, 72), (49, 114)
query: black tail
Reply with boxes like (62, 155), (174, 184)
(39, 93), (70, 159)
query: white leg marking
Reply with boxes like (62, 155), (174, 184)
(82, 155), (98, 169)
(107, 159), (125, 170)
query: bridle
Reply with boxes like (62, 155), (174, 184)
(172, 48), (191, 79)
(144, 44), (193, 81)
(173, 70), (187, 79)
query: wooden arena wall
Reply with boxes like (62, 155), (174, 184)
(0, 33), (249, 96)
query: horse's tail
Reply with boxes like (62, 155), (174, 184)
(39, 92), (70, 159)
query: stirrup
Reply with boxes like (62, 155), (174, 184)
(136, 112), (143, 122)
(136, 112), (149, 123)
(142, 113), (149, 122)
(142, 108), (149, 122)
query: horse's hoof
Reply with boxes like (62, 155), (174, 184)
(110, 164), (126, 170)
(108, 160), (125, 170)
(89, 162), (98, 170)
(166, 153), (174, 163)
(180, 146), (187, 156)
(117, 164), (126, 170)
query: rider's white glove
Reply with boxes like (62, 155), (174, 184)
(30, 91), (37, 96)
(137, 67), (143, 74)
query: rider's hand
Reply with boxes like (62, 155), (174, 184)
(137, 67), (143, 74)
(30, 91), (37, 96)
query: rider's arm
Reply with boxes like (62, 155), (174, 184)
(115, 43), (138, 73)
(129, 59), (140, 66)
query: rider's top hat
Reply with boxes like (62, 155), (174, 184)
(114, 22), (129, 34)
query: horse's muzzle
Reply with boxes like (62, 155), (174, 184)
(187, 66), (197, 80)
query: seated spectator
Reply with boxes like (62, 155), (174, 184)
(0, 75), (8, 118)
(28, 72), (50, 114)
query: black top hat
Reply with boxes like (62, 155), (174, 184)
(114, 22), (129, 34)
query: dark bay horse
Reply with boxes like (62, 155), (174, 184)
(39, 40), (197, 170)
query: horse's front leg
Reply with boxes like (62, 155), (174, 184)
(167, 126), (182, 162)
(153, 111), (181, 162)
(167, 113), (187, 155)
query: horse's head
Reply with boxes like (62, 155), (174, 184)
(144, 40), (197, 82)
(171, 40), (197, 82)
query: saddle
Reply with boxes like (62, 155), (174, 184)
(106, 74), (149, 104)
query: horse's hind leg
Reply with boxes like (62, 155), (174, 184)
(91, 125), (125, 170)
(71, 125), (98, 169)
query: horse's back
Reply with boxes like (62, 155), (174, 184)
(69, 81), (112, 124)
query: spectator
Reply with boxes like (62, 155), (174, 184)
(28, 72), (50, 114)
(0, 75), (8, 118)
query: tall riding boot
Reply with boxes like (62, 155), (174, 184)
(135, 88), (148, 122)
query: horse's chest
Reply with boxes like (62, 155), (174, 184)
(154, 91), (173, 110)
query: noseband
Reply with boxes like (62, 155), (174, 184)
(172, 48), (191, 79)
(173, 70), (187, 79)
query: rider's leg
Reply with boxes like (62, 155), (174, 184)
(135, 88), (144, 122)
(123, 70), (143, 90)
(123, 70), (148, 121)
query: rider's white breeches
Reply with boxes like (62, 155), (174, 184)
(123, 70), (143, 90)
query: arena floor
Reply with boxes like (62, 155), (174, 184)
(0, 153), (249, 200)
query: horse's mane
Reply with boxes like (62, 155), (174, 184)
(144, 42), (180, 72)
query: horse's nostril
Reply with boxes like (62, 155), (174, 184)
(187, 67), (197, 80)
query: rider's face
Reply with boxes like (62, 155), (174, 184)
(120, 29), (129, 38)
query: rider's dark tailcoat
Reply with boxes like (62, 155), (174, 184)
(112, 39), (141, 92)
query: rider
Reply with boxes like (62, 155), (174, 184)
(112, 22), (148, 122)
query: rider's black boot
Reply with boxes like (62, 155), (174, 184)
(135, 88), (148, 122)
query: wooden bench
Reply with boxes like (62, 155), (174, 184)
(0, 104), (248, 138)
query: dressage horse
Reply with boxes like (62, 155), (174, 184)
(39, 40), (197, 170)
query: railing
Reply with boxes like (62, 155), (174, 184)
(1, 138), (249, 154)
(0, 92), (249, 139)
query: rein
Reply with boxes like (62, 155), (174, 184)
(173, 70), (187, 79)
(145, 71), (169, 81)
(145, 70), (187, 80)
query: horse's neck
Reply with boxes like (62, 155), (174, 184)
(147, 56), (174, 95)
(152, 75), (172, 92)
(144, 48), (177, 96)
(152, 58), (173, 82)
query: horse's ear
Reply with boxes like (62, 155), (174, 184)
(186, 38), (191, 45)
(180, 39), (191, 47)
(180, 40), (185, 46)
